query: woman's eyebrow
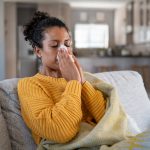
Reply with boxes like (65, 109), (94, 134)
(48, 39), (71, 43)
(48, 40), (58, 42)
(65, 39), (71, 41)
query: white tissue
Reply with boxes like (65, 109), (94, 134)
(57, 44), (74, 62)
(58, 45), (67, 51)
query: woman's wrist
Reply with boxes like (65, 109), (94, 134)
(81, 79), (86, 85)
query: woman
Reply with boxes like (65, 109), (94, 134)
(18, 11), (106, 145)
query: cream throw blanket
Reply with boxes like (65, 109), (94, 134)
(37, 72), (134, 150)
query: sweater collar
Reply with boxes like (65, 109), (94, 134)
(35, 73), (66, 82)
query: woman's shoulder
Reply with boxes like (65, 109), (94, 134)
(17, 74), (45, 98)
(18, 75), (36, 82)
(18, 74), (40, 88)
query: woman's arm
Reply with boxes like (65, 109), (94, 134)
(18, 78), (82, 144)
(72, 56), (106, 123)
(81, 81), (106, 123)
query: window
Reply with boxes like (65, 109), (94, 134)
(75, 24), (109, 48)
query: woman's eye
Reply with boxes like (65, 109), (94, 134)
(65, 44), (70, 47)
(65, 42), (72, 47)
(51, 45), (58, 48)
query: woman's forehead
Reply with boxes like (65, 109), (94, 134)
(44, 27), (70, 40)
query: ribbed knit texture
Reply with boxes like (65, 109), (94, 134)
(17, 73), (106, 145)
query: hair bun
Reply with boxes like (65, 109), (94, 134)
(23, 11), (49, 47)
(32, 11), (49, 26)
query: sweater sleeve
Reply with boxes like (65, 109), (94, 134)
(18, 79), (82, 144)
(81, 81), (106, 123)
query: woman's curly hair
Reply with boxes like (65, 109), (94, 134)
(23, 11), (69, 48)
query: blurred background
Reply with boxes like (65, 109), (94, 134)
(0, 0), (150, 94)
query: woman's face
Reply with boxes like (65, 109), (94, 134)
(36, 27), (72, 71)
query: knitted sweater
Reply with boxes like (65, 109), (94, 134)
(17, 73), (106, 145)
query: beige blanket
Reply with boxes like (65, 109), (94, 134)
(37, 72), (134, 150)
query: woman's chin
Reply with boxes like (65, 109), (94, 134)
(54, 64), (61, 72)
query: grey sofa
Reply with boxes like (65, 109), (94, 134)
(0, 71), (150, 150)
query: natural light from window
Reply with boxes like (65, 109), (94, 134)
(75, 24), (109, 48)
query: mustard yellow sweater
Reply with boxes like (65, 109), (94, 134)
(18, 73), (106, 144)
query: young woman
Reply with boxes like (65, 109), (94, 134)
(18, 11), (106, 145)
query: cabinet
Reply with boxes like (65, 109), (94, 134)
(138, 0), (147, 43)
(146, 0), (150, 41)
(126, 0), (150, 44)
(114, 5), (126, 46)
(126, 1), (134, 44)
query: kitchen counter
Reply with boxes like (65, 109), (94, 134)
(77, 55), (150, 58)
(77, 56), (150, 73)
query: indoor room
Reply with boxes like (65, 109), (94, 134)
(0, 0), (150, 150)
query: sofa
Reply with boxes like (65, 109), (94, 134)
(0, 71), (150, 150)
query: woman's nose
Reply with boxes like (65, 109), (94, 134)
(58, 44), (68, 52)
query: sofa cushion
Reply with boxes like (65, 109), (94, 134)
(0, 78), (37, 150)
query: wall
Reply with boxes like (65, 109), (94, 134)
(71, 8), (115, 48)
(38, 3), (71, 27)
(0, 0), (5, 80)
(17, 3), (37, 26)
(17, 3), (37, 77)
(5, 2), (17, 79)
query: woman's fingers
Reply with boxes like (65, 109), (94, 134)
(74, 61), (81, 77)
(73, 56), (85, 84)
(57, 51), (81, 82)
(73, 56), (82, 75)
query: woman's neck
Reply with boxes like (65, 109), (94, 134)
(39, 66), (62, 78)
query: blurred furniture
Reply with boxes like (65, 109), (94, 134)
(131, 65), (150, 92)
(0, 71), (150, 150)
(96, 65), (118, 72)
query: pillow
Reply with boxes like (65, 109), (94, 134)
(0, 78), (37, 150)
(94, 71), (150, 133)
(0, 105), (11, 150)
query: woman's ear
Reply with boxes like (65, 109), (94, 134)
(34, 47), (42, 58)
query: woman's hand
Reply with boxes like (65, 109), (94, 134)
(73, 56), (86, 85)
(57, 49), (81, 83)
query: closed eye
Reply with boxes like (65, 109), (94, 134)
(51, 45), (59, 48)
(65, 44), (71, 47)
(65, 41), (72, 47)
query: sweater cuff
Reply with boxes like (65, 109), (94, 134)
(82, 81), (95, 97)
(64, 80), (81, 97)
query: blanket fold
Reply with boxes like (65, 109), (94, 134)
(37, 72), (134, 150)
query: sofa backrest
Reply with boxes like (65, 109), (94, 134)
(0, 71), (150, 150)
(94, 71), (150, 133)
(0, 100), (11, 150)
